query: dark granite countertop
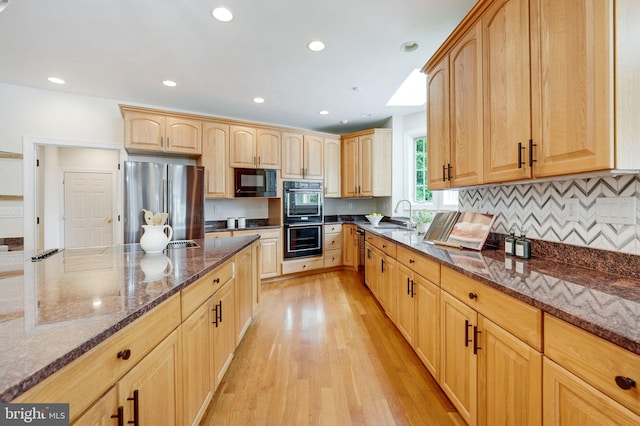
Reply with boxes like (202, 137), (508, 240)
(359, 224), (640, 356)
(205, 219), (280, 233)
(0, 235), (258, 402)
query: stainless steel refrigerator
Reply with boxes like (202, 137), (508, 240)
(124, 161), (205, 244)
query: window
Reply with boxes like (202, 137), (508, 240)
(403, 131), (458, 211)
(414, 136), (432, 203)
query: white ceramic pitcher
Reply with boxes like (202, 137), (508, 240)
(139, 224), (173, 254)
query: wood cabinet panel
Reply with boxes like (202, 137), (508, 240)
(230, 125), (257, 168)
(414, 275), (440, 379)
(530, 0), (613, 177)
(256, 128), (281, 169)
(165, 117), (202, 154)
(477, 316), (541, 426)
(482, 0), (533, 183)
(182, 300), (214, 426)
(440, 290), (478, 425)
(118, 328), (183, 426)
(181, 259), (234, 319)
(72, 387), (119, 426)
(323, 138), (341, 198)
(396, 245), (440, 283)
(449, 22), (484, 187)
(123, 110), (201, 156)
(427, 57), (451, 189)
(341, 136), (359, 197)
(543, 357), (640, 426)
(212, 279), (235, 387)
(545, 313), (640, 416)
(200, 121), (231, 198)
(397, 263), (416, 344)
(235, 245), (253, 343)
(281, 132), (304, 179)
(303, 135), (324, 180)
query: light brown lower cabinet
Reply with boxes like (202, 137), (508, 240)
(72, 386), (118, 425)
(543, 357), (640, 425)
(413, 274), (440, 379)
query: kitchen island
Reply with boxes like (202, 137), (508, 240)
(0, 235), (259, 406)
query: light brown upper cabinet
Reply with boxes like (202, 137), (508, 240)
(281, 132), (324, 180)
(122, 109), (202, 156)
(426, 23), (484, 190)
(429, 0), (640, 187)
(341, 129), (392, 197)
(482, 0), (532, 183)
(230, 125), (280, 169)
(199, 121), (232, 198)
(323, 137), (341, 198)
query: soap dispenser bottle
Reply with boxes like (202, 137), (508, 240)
(515, 232), (531, 259)
(504, 227), (516, 256)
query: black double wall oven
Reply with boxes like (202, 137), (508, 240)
(283, 181), (323, 259)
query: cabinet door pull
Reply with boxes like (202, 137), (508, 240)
(219, 300), (223, 323)
(447, 163), (453, 181)
(615, 376), (636, 390)
(409, 258), (415, 264)
(212, 304), (219, 327)
(518, 142), (525, 169)
(528, 139), (537, 167)
(442, 165), (446, 182)
(367, 248), (371, 259)
(166, 137), (170, 148)
(407, 277), (411, 295)
(213, 277), (220, 284)
(117, 349), (131, 360)
(473, 326), (481, 355)
(127, 390), (139, 426)
(465, 320), (472, 347)
(111, 406), (124, 426)
(381, 259), (385, 273)
(468, 292), (478, 300)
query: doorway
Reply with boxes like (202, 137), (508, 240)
(63, 171), (115, 248)
(23, 137), (126, 252)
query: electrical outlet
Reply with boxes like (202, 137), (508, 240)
(214, 205), (220, 213)
(348, 203), (353, 210)
(563, 198), (579, 222)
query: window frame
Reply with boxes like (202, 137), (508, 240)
(402, 128), (458, 212)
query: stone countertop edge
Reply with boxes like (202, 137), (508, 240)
(359, 224), (640, 356)
(0, 235), (259, 403)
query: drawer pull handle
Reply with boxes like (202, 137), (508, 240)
(409, 259), (415, 264)
(615, 376), (636, 390)
(117, 349), (131, 360)
(213, 278), (220, 284)
(127, 390), (139, 426)
(468, 292), (478, 300)
(111, 406), (124, 426)
(465, 320), (473, 347)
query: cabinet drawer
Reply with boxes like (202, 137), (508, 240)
(206, 231), (232, 238)
(396, 245), (440, 284)
(376, 237), (397, 258)
(441, 267), (542, 350)
(281, 257), (325, 275)
(234, 228), (281, 239)
(365, 232), (378, 246)
(324, 249), (343, 268)
(181, 258), (234, 319)
(325, 224), (342, 234)
(13, 295), (181, 421)
(545, 314), (640, 416)
(325, 232), (342, 249)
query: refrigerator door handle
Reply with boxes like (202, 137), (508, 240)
(162, 179), (167, 214)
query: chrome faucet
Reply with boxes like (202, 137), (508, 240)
(394, 199), (415, 229)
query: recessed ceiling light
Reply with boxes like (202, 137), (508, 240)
(401, 41), (420, 52)
(253, 97), (265, 104)
(0, 0), (10, 13)
(319, 110), (329, 115)
(361, 113), (372, 118)
(47, 77), (65, 85)
(162, 80), (177, 87)
(212, 7), (233, 22)
(340, 120), (349, 124)
(308, 41), (325, 52)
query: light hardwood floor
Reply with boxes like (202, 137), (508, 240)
(201, 270), (463, 425)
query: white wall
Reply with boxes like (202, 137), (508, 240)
(0, 82), (124, 239)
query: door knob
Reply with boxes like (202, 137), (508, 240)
(107, 216), (112, 223)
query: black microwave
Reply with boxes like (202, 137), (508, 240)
(234, 168), (277, 197)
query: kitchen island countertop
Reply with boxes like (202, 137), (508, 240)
(359, 224), (640, 356)
(0, 235), (258, 402)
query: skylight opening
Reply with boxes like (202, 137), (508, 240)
(386, 69), (426, 107)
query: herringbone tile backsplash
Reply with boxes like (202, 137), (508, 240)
(458, 175), (640, 255)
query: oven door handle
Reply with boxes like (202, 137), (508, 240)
(286, 222), (323, 228)
(285, 188), (323, 193)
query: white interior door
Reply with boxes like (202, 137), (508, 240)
(64, 171), (114, 248)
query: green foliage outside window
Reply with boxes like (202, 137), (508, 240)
(415, 137), (432, 203)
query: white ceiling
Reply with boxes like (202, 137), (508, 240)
(0, 0), (475, 134)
